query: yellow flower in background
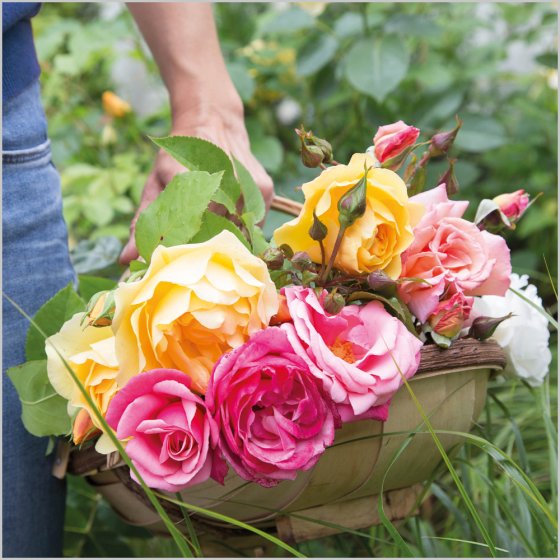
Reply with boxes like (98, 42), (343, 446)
(274, 153), (423, 278)
(112, 231), (279, 394)
(45, 313), (119, 453)
(102, 91), (131, 118)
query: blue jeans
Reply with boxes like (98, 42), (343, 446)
(2, 81), (75, 557)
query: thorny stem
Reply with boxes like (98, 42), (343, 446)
(320, 225), (347, 285)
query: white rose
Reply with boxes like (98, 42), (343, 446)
(473, 273), (552, 387)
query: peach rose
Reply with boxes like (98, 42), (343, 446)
(399, 185), (511, 322)
(112, 231), (279, 394)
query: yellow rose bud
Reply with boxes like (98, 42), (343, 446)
(274, 153), (423, 278)
(112, 231), (279, 394)
(102, 91), (131, 118)
(46, 313), (119, 453)
(72, 408), (100, 445)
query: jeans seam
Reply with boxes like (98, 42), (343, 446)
(2, 139), (51, 164)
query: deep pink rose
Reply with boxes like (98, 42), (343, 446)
(206, 327), (339, 487)
(282, 286), (423, 423)
(493, 189), (530, 221)
(399, 184), (511, 322)
(373, 120), (420, 163)
(106, 369), (226, 492)
(428, 291), (473, 338)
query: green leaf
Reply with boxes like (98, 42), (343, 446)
(129, 260), (148, 273)
(190, 211), (250, 250)
(258, 6), (315, 34)
(71, 236), (122, 275)
(344, 36), (410, 102)
(226, 62), (255, 102)
(78, 275), (117, 302)
(431, 331), (453, 349)
(297, 35), (339, 77)
(151, 136), (240, 213)
(7, 360), (71, 437)
(536, 52), (557, 69)
(452, 115), (507, 153)
(135, 170), (223, 261)
(242, 212), (269, 255)
(233, 157), (265, 222)
(25, 283), (85, 361)
(249, 134), (284, 173)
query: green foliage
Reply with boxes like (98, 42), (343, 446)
(7, 360), (71, 437)
(25, 283), (85, 361)
(78, 275), (118, 302)
(134, 170), (224, 261)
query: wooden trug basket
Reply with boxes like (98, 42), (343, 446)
(61, 196), (506, 556)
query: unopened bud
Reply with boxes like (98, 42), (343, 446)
(82, 290), (115, 327)
(278, 243), (294, 259)
(262, 247), (285, 270)
(301, 143), (325, 168)
(437, 159), (459, 196)
(429, 116), (462, 157)
(469, 313), (513, 341)
(311, 136), (333, 163)
(309, 211), (328, 241)
(291, 251), (314, 271)
(367, 271), (397, 295)
(338, 165), (370, 228)
(323, 291), (345, 315)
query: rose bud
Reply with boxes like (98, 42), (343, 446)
(269, 294), (292, 326)
(428, 292), (473, 339)
(262, 247), (285, 270)
(311, 135), (333, 163)
(373, 120), (420, 164)
(493, 189), (530, 222)
(102, 91), (131, 118)
(309, 211), (328, 242)
(368, 270), (397, 296)
(437, 158), (460, 196)
(323, 291), (345, 315)
(469, 313), (513, 341)
(83, 290), (115, 328)
(338, 165), (369, 228)
(429, 116), (463, 157)
(301, 143), (325, 168)
(72, 409), (100, 445)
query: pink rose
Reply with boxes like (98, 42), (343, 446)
(493, 189), (530, 221)
(282, 286), (422, 423)
(106, 369), (226, 492)
(373, 120), (420, 163)
(428, 291), (473, 338)
(206, 327), (339, 487)
(399, 185), (511, 322)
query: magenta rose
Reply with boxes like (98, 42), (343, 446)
(106, 369), (226, 492)
(206, 327), (339, 487)
(282, 286), (423, 423)
(373, 120), (420, 164)
(399, 184), (511, 322)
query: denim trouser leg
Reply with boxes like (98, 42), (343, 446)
(2, 81), (76, 557)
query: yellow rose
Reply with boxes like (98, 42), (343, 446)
(273, 153), (423, 278)
(112, 231), (279, 394)
(101, 91), (131, 118)
(46, 313), (119, 453)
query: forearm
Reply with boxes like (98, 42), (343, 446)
(126, 2), (243, 127)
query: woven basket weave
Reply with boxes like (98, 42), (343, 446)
(59, 196), (506, 554)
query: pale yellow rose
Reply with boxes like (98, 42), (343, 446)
(46, 313), (119, 453)
(112, 231), (279, 394)
(273, 153), (423, 278)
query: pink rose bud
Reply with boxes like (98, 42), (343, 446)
(428, 292), (473, 339)
(373, 120), (420, 164)
(493, 189), (530, 221)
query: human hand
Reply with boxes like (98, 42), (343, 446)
(119, 116), (274, 265)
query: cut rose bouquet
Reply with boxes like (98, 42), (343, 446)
(9, 121), (551, 495)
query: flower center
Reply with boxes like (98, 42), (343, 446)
(329, 339), (356, 363)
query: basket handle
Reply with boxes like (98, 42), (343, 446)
(271, 195), (302, 217)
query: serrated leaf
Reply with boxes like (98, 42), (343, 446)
(7, 360), (71, 437)
(134, 170), (223, 261)
(78, 275), (117, 302)
(242, 212), (269, 255)
(25, 283), (85, 361)
(233, 157), (265, 222)
(344, 36), (410, 102)
(190, 211), (250, 250)
(151, 136), (240, 213)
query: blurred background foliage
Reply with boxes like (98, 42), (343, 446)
(32, 2), (557, 558)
